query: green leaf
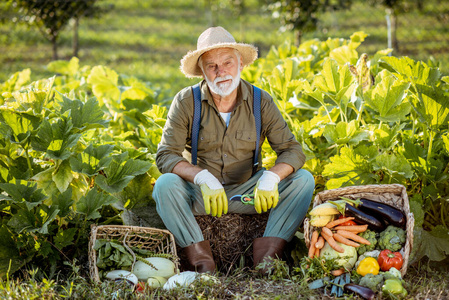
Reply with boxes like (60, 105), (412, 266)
(323, 120), (368, 146)
(329, 45), (358, 65)
(409, 196), (424, 228)
(364, 70), (411, 122)
(10, 77), (53, 114)
(1, 69), (31, 93)
(373, 152), (413, 184)
(95, 152), (152, 194)
(322, 147), (377, 189)
(47, 57), (79, 76)
(70, 144), (114, 176)
(51, 187), (74, 217)
(349, 32), (369, 49)
(381, 56), (441, 86)
(1, 110), (39, 144)
(32, 167), (59, 198)
(59, 94), (108, 130)
(410, 84), (449, 129)
(372, 123), (405, 150)
(0, 180), (48, 210)
(311, 58), (355, 117)
(114, 173), (154, 210)
(31, 118), (81, 160)
(7, 204), (59, 235)
(54, 227), (77, 249)
(76, 187), (117, 220)
(52, 159), (73, 193)
(442, 76), (449, 84)
(87, 66), (120, 104)
(0, 225), (25, 279)
(412, 226), (449, 262)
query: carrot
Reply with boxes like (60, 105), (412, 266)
(321, 227), (333, 237)
(333, 224), (368, 233)
(321, 231), (345, 253)
(315, 236), (325, 249)
(331, 268), (346, 276)
(326, 217), (355, 228)
(308, 230), (319, 258)
(337, 230), (371, 245)
(333, 232), (360, 247)
(314, 247), (320, 257)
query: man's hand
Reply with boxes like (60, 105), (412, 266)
(194, 170), (228, 217)
(254, 171), (280, 214)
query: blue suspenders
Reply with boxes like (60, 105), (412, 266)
(190, 83), (262, 174)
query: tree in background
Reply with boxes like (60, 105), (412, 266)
(368, 0), (416, 53)
(1, 0), (110, 60)
(263, 0), (352, 46)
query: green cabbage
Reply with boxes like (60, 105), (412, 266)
(320, 241), (358, 270)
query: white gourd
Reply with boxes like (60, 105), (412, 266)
(132, 257), (176, 281)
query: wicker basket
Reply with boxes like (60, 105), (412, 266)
(88, 224), (179, 282)
(303, 184), (415, 277)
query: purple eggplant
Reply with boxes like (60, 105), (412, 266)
(344, 283), (375, 300)
(330, 200), (385, 231)
(358, 198), (406, 228)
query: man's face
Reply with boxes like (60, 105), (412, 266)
(200, 48), (243, 97)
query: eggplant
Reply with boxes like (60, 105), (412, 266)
(344, 283), (375, 300)
(330, 200), (385, 231)
(358, 198), (406, 228)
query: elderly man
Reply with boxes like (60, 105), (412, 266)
(153, 26), (314, 274)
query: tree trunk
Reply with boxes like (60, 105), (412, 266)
(205, 0), (215, 27)
(391, 11), (399, 52)
(51, 35), (58, 60)
(72, 17), (79, 58)
(295, 30), (302, 47)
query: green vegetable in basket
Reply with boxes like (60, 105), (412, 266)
(359, 273), (384, 292)
(378, 226), (406, 252)
(382, 278), (408, 299)
(357, 229), (378, 255)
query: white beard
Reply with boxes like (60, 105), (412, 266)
(205, 69), (241, 97)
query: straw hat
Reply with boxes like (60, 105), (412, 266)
(180, 26), (258, 78)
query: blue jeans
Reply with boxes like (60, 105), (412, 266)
(153, 169), (315, 248)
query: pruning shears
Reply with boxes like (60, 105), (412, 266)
(229, 193), (255, 205)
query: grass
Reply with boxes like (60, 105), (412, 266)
(1, 0), (447, 100)
(1, 260), (448, 299)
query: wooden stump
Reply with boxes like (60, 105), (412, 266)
(177, 213), (269, 274)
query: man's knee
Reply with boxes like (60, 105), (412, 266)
(153, 173), (186, 203)
(290, 169), (315, 191)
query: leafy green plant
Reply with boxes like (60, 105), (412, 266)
(0, 58), (165, 279)
(243, 32), (449, 265)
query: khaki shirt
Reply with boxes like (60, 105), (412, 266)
(156, 79), (305, 185)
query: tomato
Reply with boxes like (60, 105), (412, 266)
(135, 282), (146, 293)
(338, 214), (357, 226)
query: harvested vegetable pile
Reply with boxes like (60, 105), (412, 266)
(302, 184), (414, 299)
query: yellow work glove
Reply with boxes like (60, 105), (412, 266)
(253, 171), (280, 214)
(194, 170), (228, 217)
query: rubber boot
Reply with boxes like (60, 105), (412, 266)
(252, 237), (287, 275)
(183, 240), (216, 273)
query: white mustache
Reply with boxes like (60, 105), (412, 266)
(214, 75), (233, 85)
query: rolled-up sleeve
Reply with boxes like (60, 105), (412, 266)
(156, 87), (193, 174)
(261, 90), (306, 171)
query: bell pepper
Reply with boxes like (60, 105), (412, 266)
(356, 257), (380, 276)
(382, 278), (408, 299)
(378, 249), (403, 271)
